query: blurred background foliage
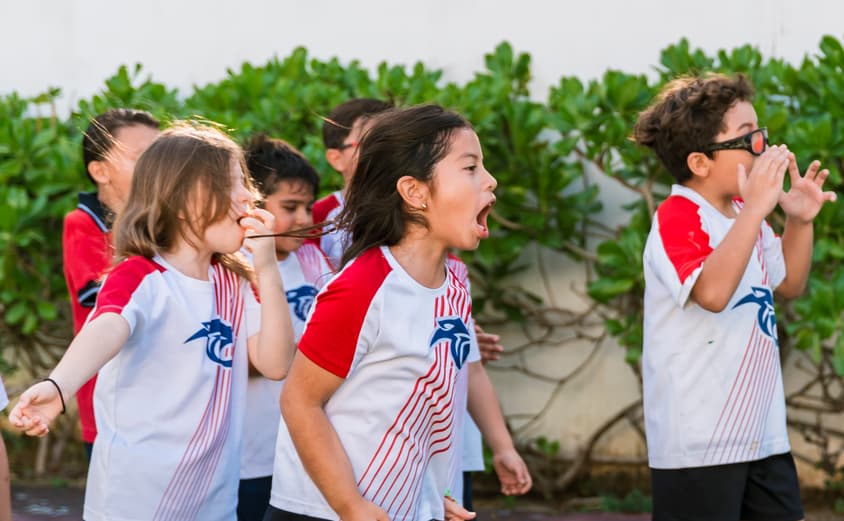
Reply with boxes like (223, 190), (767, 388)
(2, 37), (843, 500)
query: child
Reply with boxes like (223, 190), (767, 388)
(238, 135), (333, 521)
(10, 123), (296, 521)
(62, 108), (160, 456)
(635, 74), (835, 521)
(445, 254), (530, 513)
(313, 98), (392, 267)
(266, 104), (504, 521)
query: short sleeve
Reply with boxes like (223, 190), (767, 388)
(761, 220), (786, 289)
(90, 257), (163, 334)
(648, 196), (714, 307)
(297, 249), (390, 378)
(62, 211), (111, 306)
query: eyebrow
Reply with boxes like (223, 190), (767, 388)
(459, 152), (481, 160)
(736, 122), (755, 132)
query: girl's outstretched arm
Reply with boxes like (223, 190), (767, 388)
(242, 209), (295, 380)
(9, 313), (128, 436)
(281, 352), (389, 521)
(466, 361), (532, 496)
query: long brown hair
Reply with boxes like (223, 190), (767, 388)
(113, 122), (256, 280)
(337, 104), (471, 267)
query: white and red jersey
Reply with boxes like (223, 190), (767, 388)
(443, 255), (483, 506)
(241, 243), (333, 480)
(311, 191), (348, 268)
(643, 184), (789, 469)
(270, 246), (474, 521)
(84, 255), (259, 521)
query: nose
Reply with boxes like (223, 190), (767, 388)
(232, 183), (255, 213)
(295, 206), (312, 227)
(485, 168), (498, 192)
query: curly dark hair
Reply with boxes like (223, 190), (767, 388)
(633, 74), (754, 183)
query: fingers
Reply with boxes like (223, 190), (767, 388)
(444, 496), (476, 520)
(240, 209), (275, 235)
(823, 190), (838, 203)
(787, 153), (801, 186)
(804, 159), (822, 182)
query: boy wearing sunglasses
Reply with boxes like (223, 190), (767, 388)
(633, 74), (836, 521)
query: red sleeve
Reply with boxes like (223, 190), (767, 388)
(306, 194), (341, 247)
(312, 193), (340, 226)
(297, 248), (390, 378)
(656, 195), (713, 284)
(90, 256), (164, 321)
(62, 210), (113, 333)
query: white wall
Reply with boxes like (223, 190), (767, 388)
(2, 0), (843, 112)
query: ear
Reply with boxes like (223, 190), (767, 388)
(686, 152), (711, 180)
(396, 175), (430, 211)
(87, 160), (110, 186)
(325, 148), (346, 173)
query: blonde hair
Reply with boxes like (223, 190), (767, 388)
(113, 122), (257, 280)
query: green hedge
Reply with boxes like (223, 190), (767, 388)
(3, 37), (844, 491)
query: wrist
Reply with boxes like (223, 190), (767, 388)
(785, 214), (814, 227)
(334, 494), (366, 517)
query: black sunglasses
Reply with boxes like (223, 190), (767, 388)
(704, 127), (768, 156)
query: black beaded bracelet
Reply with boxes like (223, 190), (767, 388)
(42, 378), (66, 415)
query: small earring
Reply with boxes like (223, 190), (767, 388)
(421, 203), (427, 210)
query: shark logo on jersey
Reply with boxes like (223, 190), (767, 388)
(732, 286), (777, 340)
(429, 316), (471, 369)
(184, 318), (234, 367)
(286, 285), (318, 322)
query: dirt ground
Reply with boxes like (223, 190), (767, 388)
(11, 483), (844, 521)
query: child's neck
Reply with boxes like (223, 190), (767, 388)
(160, 240), (214, 281)
(96, 187), (121, 215)
(389, 232), (448, 289)
(685, 182), (738, 218)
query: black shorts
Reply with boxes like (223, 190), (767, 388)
(651, 452), (804, 521)
(262, 506), (329, 521)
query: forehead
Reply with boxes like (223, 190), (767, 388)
(112, 124), (160, 152)
(718, 101), (758, 137)
(267, 179), (314, 199)
(443, 127), (481, 157)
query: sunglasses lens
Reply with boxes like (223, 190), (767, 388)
(750, 130), (766, 154)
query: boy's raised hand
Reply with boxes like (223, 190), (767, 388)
(9, 381), (64, 437)
(778, 155), (837, 223)
(737, 144), (791, 218)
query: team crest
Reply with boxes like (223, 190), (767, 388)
(286, 285), (318, 322)
(732, 286), (777, 340)
(185, 318), (234, 367)
(429, 316), (471, 369)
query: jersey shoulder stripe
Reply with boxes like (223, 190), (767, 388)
(91, 256), (165, 320)
(656, 195), (713, 283)
(297, 247), (391, 378)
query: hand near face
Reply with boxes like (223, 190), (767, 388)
(778, 155), (837, 223)
(241, 208), (278, 271)
(737, 144), (790, 218)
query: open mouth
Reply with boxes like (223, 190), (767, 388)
(475, 198), (495, 237)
